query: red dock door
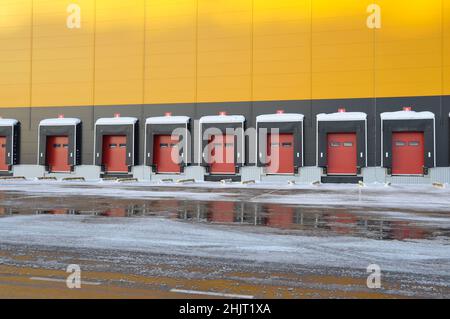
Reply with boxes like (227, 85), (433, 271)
(154, 135), (180, 173)
(102, 135), (128, 173)
(266, 133), (294, 174)
(0, 136), (8, 171)
(392, 132), (424, 175)
(327, 133), (357, 175)
(209, 134), (235, 174)
(46, 136), (70, 172)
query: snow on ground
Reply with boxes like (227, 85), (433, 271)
(0, 214), (448, 277)
(252, 187), (450, 211)
(0, 180), (449, 282)
(0, 180), (234, 202)
(0, 180), (450, 212)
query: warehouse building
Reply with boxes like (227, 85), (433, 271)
(0, 0), (449, 184)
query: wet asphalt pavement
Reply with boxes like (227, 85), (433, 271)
(0, 182), (449, 298)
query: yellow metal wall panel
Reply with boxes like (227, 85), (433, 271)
(32, 0), (94, 107)
(0, 0), (448, 108)
(196, 0), (252, 102)
(0, 0), (31, 108)
(375, 0), (442, 97)
(144, 0), (196, 104)
(444, 0), (450, 95)
(253, 0), (311, 101)
(311, 0), (374, 99)
(94, 0), (145, 106)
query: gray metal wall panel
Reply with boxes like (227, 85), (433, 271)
(0, 108), (30, 128)
(196, 101), (252, 118)
(430, 167), (450, 183)
(0, 108), (32, 163)
(250, 100), (311, 128)
(0, 107), (31, 164)
(142, 103), (196, 118)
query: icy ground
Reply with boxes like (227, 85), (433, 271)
(0, 180), (450, 211)
(0, 180), (449, 282)
(0, 214), (449, 278)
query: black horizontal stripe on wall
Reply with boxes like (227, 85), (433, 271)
(0, 95), (448, 167)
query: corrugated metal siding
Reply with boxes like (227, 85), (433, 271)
(298, 167), (322, 183)
(363, 167), (386, 184)
(430, 167), (450, 184)
(241, 166), (262, 182)
(386, 175), (432, 185)
(0, 0), (449, 107)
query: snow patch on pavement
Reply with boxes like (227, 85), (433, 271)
(1, 181), (449, 212)
(0, 181), (232, 201)
(0, 214), (448, 277)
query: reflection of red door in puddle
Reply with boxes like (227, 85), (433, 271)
(210, 201), (234, 223)
(329, 213), (357, 235)
(392, 132), (424, 175)
(102, 208), (127, 217)
(0, 136), (8, 171)
(49, 209), (67, 215)
(102, 135), (128, 173)
(154, 135), (180, 173)
(266, 205), (294, 229)
(327, 133), (357, 175)
(390, 221), (427, 240)
(267, 133), (294, 174)
(209, 134), (235, 174)
(46, 136), (70, 172)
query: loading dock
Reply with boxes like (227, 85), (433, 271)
(316, 110), (367, 183)
(381, 108), (435, 176)
(256, 112), (304, 175)
(94, 116), (138, 175)
(38, 117), (81, 173)
(0, 119), (20, 174)
(199, 113), (245, 181)
(145, 115), (190, 174)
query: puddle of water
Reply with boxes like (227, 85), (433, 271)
(1, 198), (448, 242)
